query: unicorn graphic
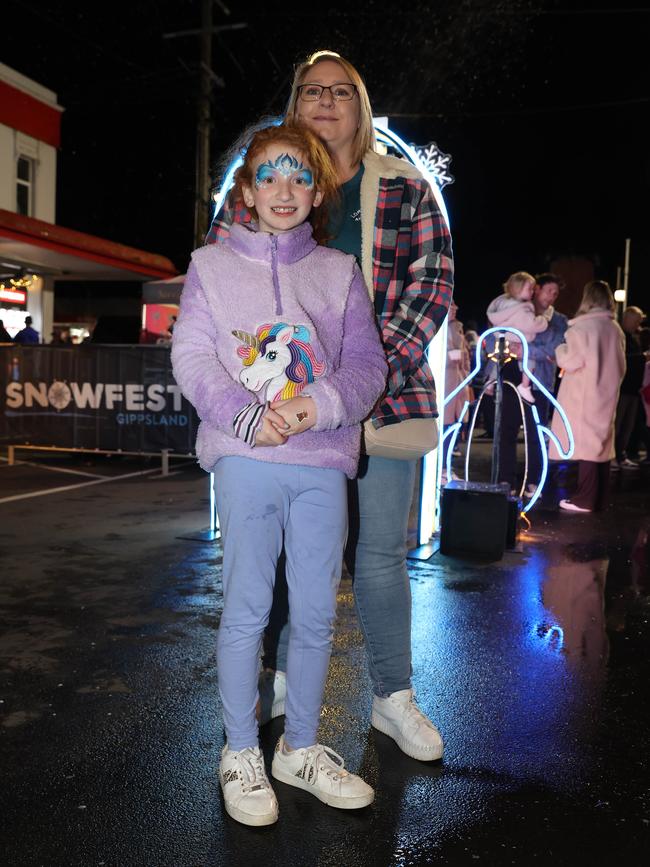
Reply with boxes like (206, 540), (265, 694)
(232, 322), (325, 402)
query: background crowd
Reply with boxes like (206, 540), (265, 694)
(445, 274), (649, 513)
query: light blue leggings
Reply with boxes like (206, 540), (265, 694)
(265, 455), (417, 698)
(214, 457), (347, 751)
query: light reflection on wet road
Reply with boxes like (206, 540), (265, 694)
(0, 457), (648, 865)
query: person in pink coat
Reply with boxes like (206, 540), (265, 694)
(549, 280), (626, 513)
(442, 302), (471, 479)
(444, 302), (471, 425)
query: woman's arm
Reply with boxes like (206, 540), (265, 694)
(555, 325), (586, 373)
(171, 263), (257, 433)
(204, 190), (250, 245)
(382, 180), (454, 397)
(303, 265), (388, 431)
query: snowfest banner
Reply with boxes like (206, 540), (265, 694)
(0, 345), (198, 454)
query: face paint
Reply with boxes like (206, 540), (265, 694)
(254, 153), (314, 190)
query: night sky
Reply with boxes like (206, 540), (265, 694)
(4, 0), (649, 325)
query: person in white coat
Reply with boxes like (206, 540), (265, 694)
(549, 280), (626, 512)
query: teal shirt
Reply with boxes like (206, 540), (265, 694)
(327, 165), (364, 263)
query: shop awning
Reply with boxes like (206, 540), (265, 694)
(0, 209), (178, 282)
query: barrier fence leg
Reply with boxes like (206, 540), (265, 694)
(161, 449), (170, 476)
(8, 445), (15, 466)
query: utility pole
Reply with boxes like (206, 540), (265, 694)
(163, 5), (246, 249)
(623, 238), (632, 307)
(195, 0), (212, 248)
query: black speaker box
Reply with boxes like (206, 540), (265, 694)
(506, 496), (520, 549)
(440, 480), (510, 561)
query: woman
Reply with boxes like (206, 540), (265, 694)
(549, 280), (625, 513)
(207, 51), (454, 761)
(443, 302), (471, 476)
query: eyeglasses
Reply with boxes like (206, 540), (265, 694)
(297, 83), (358, 102)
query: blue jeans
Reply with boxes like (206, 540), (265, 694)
(264, 455), (417, 698)
(214, 457), (347, 750)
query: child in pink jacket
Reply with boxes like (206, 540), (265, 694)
(487, 271), (550, 404)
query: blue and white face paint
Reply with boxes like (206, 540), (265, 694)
(243, 143), (322, 235)
(254, 153), (315, 191)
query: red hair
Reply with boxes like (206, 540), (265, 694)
(233, 122), (339, 244)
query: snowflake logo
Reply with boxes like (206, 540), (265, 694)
(411, 142), (455, 189)
(48, 380), (72, 411)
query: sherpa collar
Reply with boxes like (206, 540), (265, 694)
(227, 221), (317, 265)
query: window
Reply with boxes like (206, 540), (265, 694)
(16, 156), (34, 216)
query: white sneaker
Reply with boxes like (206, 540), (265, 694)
(271, 735), (374, 810)
(516, 383), (535, 405)
(371, 689), (443, 761)
(219, 745), (279, 827)
(619, 458), (640, 470)
(559, 499), (591, 513)
(257, 669), (286, 725)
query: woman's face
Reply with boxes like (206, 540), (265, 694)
(294, 60), (360, 155)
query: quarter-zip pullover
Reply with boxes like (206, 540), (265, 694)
(171, 222), (387, 478)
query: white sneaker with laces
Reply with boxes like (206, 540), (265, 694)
(257, 669), (286, 725)
(371, 688), (443, 761)
(516, 383), (535, 405)
(219, 745), (279, 826)
(271, 735), (374, 809)
(559, 499), (591, 513)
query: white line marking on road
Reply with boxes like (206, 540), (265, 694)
(6, 460), (105, 479)
(0, 467), (166, 505)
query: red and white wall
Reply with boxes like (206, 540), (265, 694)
(0, 62), (62, 338)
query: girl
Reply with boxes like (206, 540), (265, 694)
(487, 271), (551, 404)
(549, 280), (625, 512)
(171, 122), (387, 826)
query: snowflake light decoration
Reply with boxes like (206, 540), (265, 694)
(410, 142), (454, 188)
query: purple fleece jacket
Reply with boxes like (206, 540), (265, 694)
(171, 221), (387, 478)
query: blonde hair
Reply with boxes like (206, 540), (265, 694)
(232, 122), (339, 245)
(285, 50), (376, 168)
(503, 271), (535, 298)
(577, 280), (615, 315)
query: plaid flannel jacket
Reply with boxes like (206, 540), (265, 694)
(205, 149), (454, 427)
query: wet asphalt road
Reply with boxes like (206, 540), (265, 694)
(0, 448), (649, 867)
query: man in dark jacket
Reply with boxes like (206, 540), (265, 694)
(13, 315), (39, 345)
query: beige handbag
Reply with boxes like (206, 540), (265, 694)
(362, 417), (439, 460)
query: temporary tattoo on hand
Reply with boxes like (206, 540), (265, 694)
(296, 411), (309, 422)
(254, 154), (314, 190)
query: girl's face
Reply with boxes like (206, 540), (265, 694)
(514, 280), (534, 301)
(242, 143), (323, 235)
(294, 60), (360, 156)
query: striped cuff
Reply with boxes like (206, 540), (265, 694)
(233, 401), (266, 446)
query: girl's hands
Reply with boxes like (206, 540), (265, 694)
(270, 396), (317, 436)
(255, 407), (290, 447)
